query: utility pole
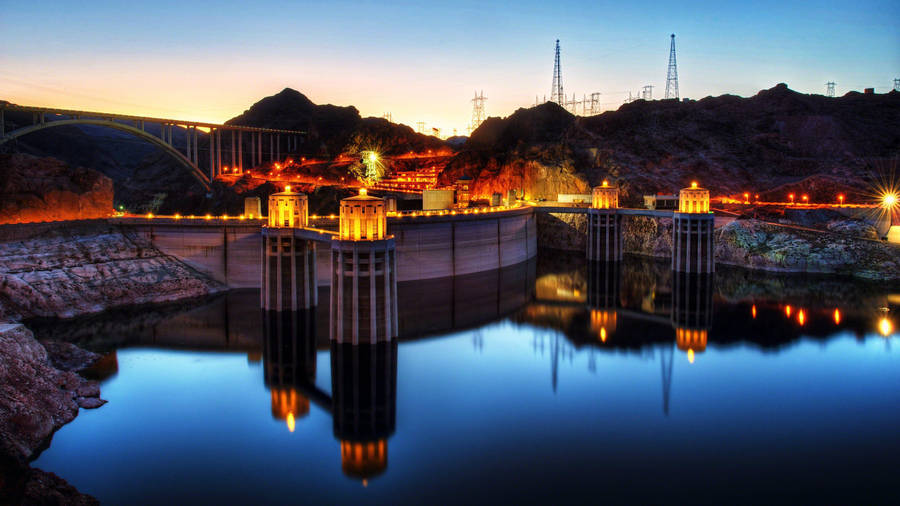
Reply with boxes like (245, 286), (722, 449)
(665, 33), (680, 100)
(551, 39), (564, 106)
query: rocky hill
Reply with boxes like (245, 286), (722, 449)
(226, 88), (447, 158)
(442, 84), (900, 202)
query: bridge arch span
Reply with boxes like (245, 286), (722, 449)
(0, 118), (212, 191)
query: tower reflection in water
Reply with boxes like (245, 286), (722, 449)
(672, 272), (713, 363)
(263, 310), (316, 432)
(588, 261), (621, 343)
(331, 341), (397, 482)
(261, 309), (399, 482)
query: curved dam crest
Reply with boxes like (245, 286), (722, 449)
(119, 206), (538, 288)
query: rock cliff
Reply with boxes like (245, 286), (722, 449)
(0, 153), (113, 225)
(715, 219), (900, 280)
(0, 221), (224, 322)
(0, 323), (101, 505)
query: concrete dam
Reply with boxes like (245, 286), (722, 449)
(119, 206), (537, 289)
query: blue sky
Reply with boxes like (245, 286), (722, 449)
(1, 0), (897, 134)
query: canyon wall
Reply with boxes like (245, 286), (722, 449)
(0, 220), (224, 322)
(0, 153), (113, 225)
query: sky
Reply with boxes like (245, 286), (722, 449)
(1, 0), (898, 136)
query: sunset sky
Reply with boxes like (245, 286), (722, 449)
(2, 0), (898, 135)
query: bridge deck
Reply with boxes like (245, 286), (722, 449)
(0, 103), (306, 134)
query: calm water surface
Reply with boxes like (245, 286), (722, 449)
(32, 253), (900, 504)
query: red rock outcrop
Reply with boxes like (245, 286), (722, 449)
(0, 153), (113, 224)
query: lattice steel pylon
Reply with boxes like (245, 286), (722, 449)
(468, 90), (487, 135)
(826, 82), (836, 97)
(589, 92), (601, 115)
(665, 33), (680, 100)
(893, 78), (899, 92)
(551, 39), (564, 106)
(642, 85), (654, 100)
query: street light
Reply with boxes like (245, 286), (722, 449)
(788, 193), (795, 205)
(838, 194), (844, 206)
(801, 194), (809, 204)
(884, 193), (898, 209)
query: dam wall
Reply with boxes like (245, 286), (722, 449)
(116, 206), (537, 288)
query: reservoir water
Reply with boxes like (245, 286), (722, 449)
(31, 252), (900, 504)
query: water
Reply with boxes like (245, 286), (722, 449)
(31, 253), (900, 504)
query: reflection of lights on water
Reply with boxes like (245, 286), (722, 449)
(798, 309), (806, 326)
(600, 328), (607, 342)
(687, 349), (695, 364)
(751, 304), (757, 319)
(785, 305), (792, 318)
(287, 412), (296, 433)
(833, 309), (841, 325)
(879, 317), (894, 337)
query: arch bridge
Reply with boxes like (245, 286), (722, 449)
(0, 104), (306, 192)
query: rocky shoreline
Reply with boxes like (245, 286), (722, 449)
(0, 323), (102, 505)
(0, 220), (225, 504)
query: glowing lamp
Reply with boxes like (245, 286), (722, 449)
(884, 193), (898, 209)
(833, 309), (841, 325)
(879, 317), (893, 337)
(285, 185), (291, 192)
(691, 181), (698, 189)
(838, 194), (844, 205)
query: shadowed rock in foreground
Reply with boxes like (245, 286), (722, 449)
(0, 323), (102, 505)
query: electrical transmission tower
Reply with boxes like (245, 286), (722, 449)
(416, 121), (425, 133)
(826, 82), (835, 97)
(642, 85), (654, 100)
(589, 92), (601, 115)
(551, 39), (564, 106)
(665, 33), (679, 100)
(566, 93), (582, 114)
(893, 78), (899, 92)
(468, 90), (487, 134)
(381, 112), (392, 122)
